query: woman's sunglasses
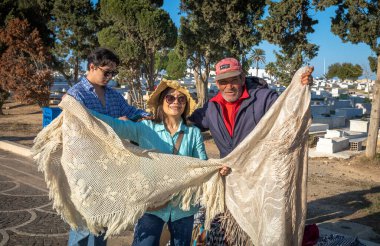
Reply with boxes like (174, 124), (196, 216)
(164, 95), (187, 104)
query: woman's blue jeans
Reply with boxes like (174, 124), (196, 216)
(132, 213), (194, 246)
(68, 229), (106, 246)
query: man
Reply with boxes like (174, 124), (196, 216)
(190, 57), (312, 158)
(66, 47), (149, 246)
(189, 57), (313, 243)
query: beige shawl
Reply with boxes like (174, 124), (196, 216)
(32, 67), (310, 245)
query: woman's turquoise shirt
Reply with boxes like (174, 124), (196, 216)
(91, 110), (207, 222)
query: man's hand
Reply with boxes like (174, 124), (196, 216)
(219, 166), (231, 176)
(118, 116), (129, 121)
(301, 66), (314, 85)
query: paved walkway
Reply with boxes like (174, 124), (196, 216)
(0, 149), (132, 246)
(1, 143), (379, 245)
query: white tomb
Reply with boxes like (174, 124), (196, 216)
(324, 130), (342, 138)
(309, 123), (329, 133)
(316, 137), (350, 153)
(349, 120), (369, 133)
(331, 88), (348, 97)
(343, 131), (367, 139)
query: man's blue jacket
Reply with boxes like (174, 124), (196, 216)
(189, 77), (278, 158)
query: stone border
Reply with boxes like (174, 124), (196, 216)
(0, 141), (32, 157)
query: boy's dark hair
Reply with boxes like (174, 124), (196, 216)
(87, 47), (120, 70)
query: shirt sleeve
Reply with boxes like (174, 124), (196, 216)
(90, 109), (141, 143)
(67, 87), (85, 105)
(118, 94), (150, 119)
(191, 127), (208, 160)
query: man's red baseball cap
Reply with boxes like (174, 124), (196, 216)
(215, 58), (242, 81)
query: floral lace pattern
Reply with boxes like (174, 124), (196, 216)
(33, 67), (310, 245)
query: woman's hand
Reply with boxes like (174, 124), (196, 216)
(219, 166), (231, 176)
(146, 201), (169, 211)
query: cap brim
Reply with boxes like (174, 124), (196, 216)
(215, 71), (242, 81)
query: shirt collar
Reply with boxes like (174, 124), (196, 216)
(155, 119), (187, 133)
(80, 76), (111, 91)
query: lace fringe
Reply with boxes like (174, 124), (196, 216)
(32, 114), (86, 228)
(176, 172), (225, 230)
(32, 111), (226, 238)
(220, 210), (254, 246)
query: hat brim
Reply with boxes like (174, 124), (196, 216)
(147, 79), (197, 117)
(215, 70), (242, 81)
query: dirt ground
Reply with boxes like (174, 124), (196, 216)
(1, 101), (380, 242)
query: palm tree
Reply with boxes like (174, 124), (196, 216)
(265, 62), (276, 83)
(250, 48), (266, 77)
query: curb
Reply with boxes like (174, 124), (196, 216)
(0, 140), (32, 158)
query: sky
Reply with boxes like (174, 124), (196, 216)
(162, 2), (376, 79)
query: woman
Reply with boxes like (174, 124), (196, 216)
(90, 79), (229, 246)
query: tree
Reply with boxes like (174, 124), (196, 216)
(166, 49), (187, 80)
(0, 0), (54, 109)
(49, 0), (99, 86)
(325, 63), (339, 80)
(0, 88), (9, 115)
(250, 48), (266, 76)
(315, 0), (380, 158)
(99, 0), (176, 97)
(138, 8), (177, 90)
(260, 0), (318, 85)
(0, 18), (52, 110)
(326, 62), (363, 81)
(177, 15), (215, 106)
(368, 56), (377, 74)
(0, 0), (54, 47)
(155, 49), (169, 79)
(179, 0), (266, 106)
(265, 62), (277, 82)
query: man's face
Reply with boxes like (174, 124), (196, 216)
(216, 75), (244, 102)
(88, 62), (117, 87)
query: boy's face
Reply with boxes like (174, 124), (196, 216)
(87, 62), (117, 87)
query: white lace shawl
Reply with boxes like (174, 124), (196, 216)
(32, 67), (310, 245)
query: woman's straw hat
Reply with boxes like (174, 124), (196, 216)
(147, 79), (197, 117)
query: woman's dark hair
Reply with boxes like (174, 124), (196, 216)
(152, 87), (189, 126)
(87, 47), (120, 70)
